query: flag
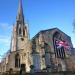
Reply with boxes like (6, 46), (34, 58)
(62, 40), (70, 49)
(56, 40), (63, 48)
(55, 40), (70, 49)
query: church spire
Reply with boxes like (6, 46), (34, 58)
(18, 0), (23, 15)
(17, 0), (24, 24)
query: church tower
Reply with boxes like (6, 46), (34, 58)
(11, 0), (29, 52)
(10, 0), (31, 72)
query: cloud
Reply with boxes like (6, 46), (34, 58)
(0, 23), (11, 46)
(0, 23), (12, 32)
(0, 35), (11, 60)
(0, 35), (10, 45)
(0, 22), (12, 49)
(0, 23), (12, 57)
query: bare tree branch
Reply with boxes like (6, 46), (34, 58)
(73, 20), (75, 33)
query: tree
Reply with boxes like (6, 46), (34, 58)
(73, 20), (75, 33)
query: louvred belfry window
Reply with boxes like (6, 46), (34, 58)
(19, 27), (22, 36)
(18, 23), (22, 36)
(23, 28), (25, 36)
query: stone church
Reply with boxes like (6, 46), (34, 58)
(0, 0), (32, 73)
(0, 0), (75, 73)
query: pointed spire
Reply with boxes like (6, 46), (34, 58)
(18, 0), (23, 15)
(17, 0), (24, 24)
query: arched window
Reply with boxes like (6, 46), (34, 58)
(23, 28), (25, 36)
(15, 53), (20, 68)
(61, 47), (65, 58)
(19, 27), (22, 36)
(53, 32), (65, 58)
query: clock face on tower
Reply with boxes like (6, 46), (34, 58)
(21, 37), (24, 41)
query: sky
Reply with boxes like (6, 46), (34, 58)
(0, 0), (75, 60)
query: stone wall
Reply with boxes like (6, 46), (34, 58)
(0, 71), (75, 75)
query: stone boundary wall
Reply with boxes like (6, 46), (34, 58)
(0, 71), (75, 75)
